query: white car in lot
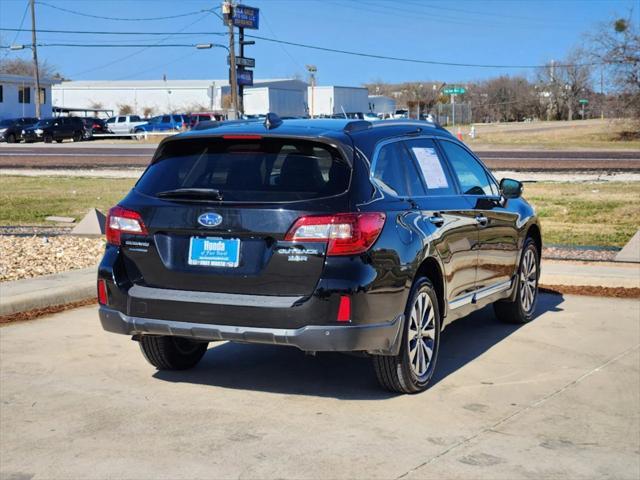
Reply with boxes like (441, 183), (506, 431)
(105, 115), (147, 135)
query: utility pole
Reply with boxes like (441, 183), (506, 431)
(30, 0), (41, 118)
(223, 1), (239, 119)
(238, 28), (245, 115)
(600, 67), (604, 120)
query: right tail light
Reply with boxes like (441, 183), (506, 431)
(284, 212), (386, 256)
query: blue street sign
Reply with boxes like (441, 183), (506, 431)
(232, 5), (259, 29)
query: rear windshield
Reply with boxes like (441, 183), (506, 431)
(135, 138), (351, 202)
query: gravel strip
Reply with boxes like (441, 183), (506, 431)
(542, 246), (618, 262)
(0, 235), (104, 282)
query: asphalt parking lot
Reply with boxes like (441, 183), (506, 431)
(1, 293), (639, 479)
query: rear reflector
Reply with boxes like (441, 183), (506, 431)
(337, 296), (351, 322)
(97, 279), (108, 305)
(106, 205), (148, 246)
(284, 212), (386, 256)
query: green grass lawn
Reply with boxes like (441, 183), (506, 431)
(525, 182), (640, 247)
(1, 176), (638, 247)
(0, 176), (135, 225)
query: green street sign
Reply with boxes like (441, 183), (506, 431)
(443, 87), (466, 95)
(579, 99), (589, 104)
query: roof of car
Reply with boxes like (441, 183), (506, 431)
(177, 117), (454, 140)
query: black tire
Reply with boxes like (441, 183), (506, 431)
(139, 335), (208, 370)
(43, 135), (53, 143)
(494, 237), (540, 324)
(6, 133), (16, 144)
(372, 277), (441, 393)
(55, 139), (63, 143)
(73, 131), (82, 142)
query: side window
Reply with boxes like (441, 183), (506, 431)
(130, 115), (141, 122)
(162, 116), (171, 123)
(117, 117), (126, 123)
(440, 141), (498, 196)
(106, 118), (115, 124)
(405, 138), (456, 196)
(373, 141), (426, 197)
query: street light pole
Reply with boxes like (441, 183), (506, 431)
(306, 64), (317, 118)
(29, 0), (41, 118)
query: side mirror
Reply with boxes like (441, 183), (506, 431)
(500, 178), (523, 199)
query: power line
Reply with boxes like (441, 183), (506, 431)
(0, 28), (225, 36)
(0, 28), (622, 69)
(1, 1), (29, 60)
(66, 12), (213, 77)
(35, 1), (215, 22)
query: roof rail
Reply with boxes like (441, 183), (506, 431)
(343, 120), (372, 133)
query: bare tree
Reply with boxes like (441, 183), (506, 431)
(142, 106), (156, 118)
(589, 14), (640, 121)
(0, 57), (62, 78)
(536, 50), (592, 121)
(118, 104), (134, 115)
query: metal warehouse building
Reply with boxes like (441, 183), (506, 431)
(52, 78), (309, 117)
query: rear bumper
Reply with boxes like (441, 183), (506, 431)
(99, 306), (404, 355)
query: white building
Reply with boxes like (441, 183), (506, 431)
(52, 78), (308, 117)
(0, 74), (57, 120)
(368, 95), (396, 115)
(307, 86), (369, 116)
(243, 86), (307, 117)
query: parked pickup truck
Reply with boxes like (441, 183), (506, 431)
(105, 115), (147, 136)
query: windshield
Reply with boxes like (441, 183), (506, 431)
(0, 120), (14, 127)
(135, 138), (351, 203)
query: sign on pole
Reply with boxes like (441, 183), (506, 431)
(229, 56), (256, 68)
(232, 5), (259, 29)
(235, 69), (254, 86)
(443, 87), (467, 95)
(579, 99), (589, 105)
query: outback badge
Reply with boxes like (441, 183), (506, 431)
(198, 212), (223, 227)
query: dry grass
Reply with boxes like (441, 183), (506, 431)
(450, 119), (640, 150)
(0, 176), (638, 248)
(0, 176), (135, 224)
(525, 181), (640, 247)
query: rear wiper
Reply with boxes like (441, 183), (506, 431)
(156, 188), (223, 200)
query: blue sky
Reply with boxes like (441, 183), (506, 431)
(1, 0), (637, 85)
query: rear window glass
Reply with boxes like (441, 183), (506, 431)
(135, 138), (351, 202)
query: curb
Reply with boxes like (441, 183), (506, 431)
(0, 266), (97, 317)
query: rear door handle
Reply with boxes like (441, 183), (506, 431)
(475, 215), (489, 227)
(428, 216), (445, 227)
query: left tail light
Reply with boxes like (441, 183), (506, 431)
(284, 212), (386, 256)
(106, 206), (148, 246)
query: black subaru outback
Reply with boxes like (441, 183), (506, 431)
(98, 115), (541, 393)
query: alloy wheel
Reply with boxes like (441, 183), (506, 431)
(520, 249), (538, 313)
(407, 292), (436, 377)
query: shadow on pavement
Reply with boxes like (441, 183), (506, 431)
(153, 293), (565, 399)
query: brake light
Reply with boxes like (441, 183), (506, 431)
(222, 134), (262, 140)
(284, 212), (385, 256)
(97, 279), (108, 305)
(105, 206), (148, 246)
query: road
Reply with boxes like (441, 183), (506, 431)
(1, 294), (638, 479)
(1, 143), (639, 171)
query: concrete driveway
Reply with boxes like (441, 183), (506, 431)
(1, 293), (638, 479)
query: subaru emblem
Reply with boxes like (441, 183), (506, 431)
(198, 212), (223, 227)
